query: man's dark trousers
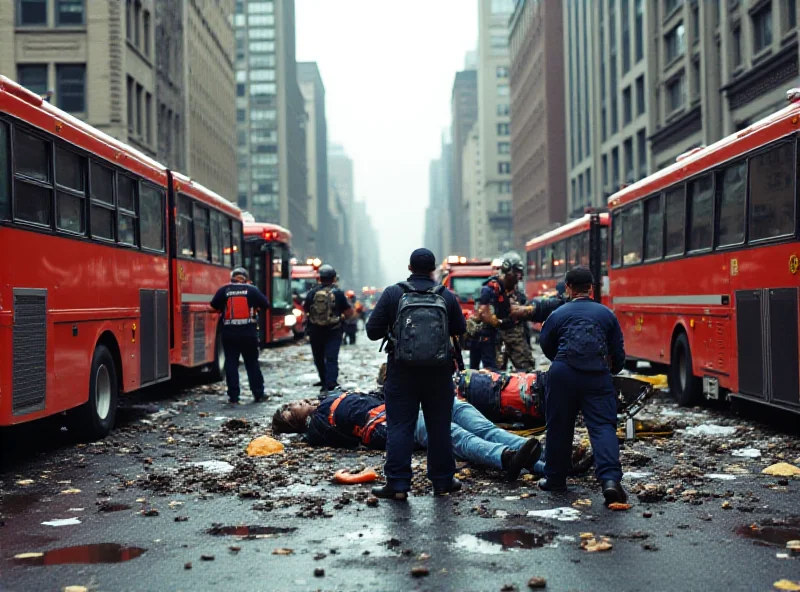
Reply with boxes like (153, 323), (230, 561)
(309, 327), (343, 389)
(543, 361), (621, 484)
(222, 335), (264, 402)
(383, 366), (456, 492)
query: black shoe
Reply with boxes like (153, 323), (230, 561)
(253, 395), (266, 403)
(433, 477), (462, 496)
(538, 477), (567, 492)
(601, 480), (627, 505)
(568, 452), (595, 476)
(313, 381), (323, 387)
(506, 438), (542, 482)
(371, 485), (408, 501)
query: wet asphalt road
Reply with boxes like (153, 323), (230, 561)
(2, 332), (800, 592)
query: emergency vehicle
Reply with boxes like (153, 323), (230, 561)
(290, 258), (322, 338)
(439, 256), (497, 322)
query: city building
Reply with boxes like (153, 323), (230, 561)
(476, 0), (515, 255)
(328, 142), (354, 285)
(352, 200), (383, 291)
(3, 0), (158, 157)
(463, 121), (488, 257)
(424, 132), (451, 263)
(449, 68), (478, 256)
(509, 0), (566, 249)
(234, 0), (310, 256)
(154, 0), (186, 172)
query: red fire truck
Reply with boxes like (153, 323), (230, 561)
(243, 221), (296, 346)
(525, 213), (609, 304)
(608, 89), (800, 413)
(290, 259), (322, 338)
(439, 256), (497, 321)
(0, 76), (242, 438)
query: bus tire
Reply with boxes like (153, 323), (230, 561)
(669, 332), (700, 406)
(207, 329), (225, 383)
(70, 345), (118, 440)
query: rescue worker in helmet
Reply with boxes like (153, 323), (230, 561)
(303, 264), (352, 393)
(210, 267), (270, 404)
(343, 290), (360, 346)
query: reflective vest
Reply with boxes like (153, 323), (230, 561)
(328, 392), (387, 446)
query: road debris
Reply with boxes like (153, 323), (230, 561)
(272, 548), (294, 555)
(314, 568), (325, 577)
(411, 566), (429, 577)
(581, 536), (613, 552)
(246, 436), (284, 457)
(774, 580), (800, 591)
(608, 502), (632, 511)
(527, 576), (547, 589)
(683, 425), (737, 437)
(333, 467), (378, 484)
(41, 518), (81, 527)
(527, 507), (581, 522)
(763, 463), (800, 477)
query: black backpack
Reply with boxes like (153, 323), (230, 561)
(391, 282), (451, 367)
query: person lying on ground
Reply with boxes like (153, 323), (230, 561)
(271, 391), (542, 482)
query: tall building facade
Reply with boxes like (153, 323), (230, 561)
(509, 0), (566, 250)
(186, 0), (236, 199)
(449, 69), (478, 255)
(328, 143), (354, 285)
(477, 0), (515, 255)
(155, 0), (186, 172)
(463, 121), (488, 257)
(234, 0), (309, 256)
(424, 132), (452, 263)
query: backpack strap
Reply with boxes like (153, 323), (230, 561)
(397, 281), (415, 293)
(428, 285), (446, 296)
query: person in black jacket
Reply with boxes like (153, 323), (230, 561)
(366, 248), (481, 501)
(210, 267), (270, 404)
(538, 266), (627, 506)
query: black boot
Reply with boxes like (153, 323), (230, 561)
(538, 477), (567, 492)
(433, 477), (462, 496)
(601, 480), (627, 505)
(506, 439), (542, 482)
(371, 484), (408, 501)
(568, 452), (595, 476)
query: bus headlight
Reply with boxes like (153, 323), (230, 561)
(292, 308), (303, 317)
(284, 314), (297, 327)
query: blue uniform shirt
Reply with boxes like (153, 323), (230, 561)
(478, 276), (511, 320)
(210, 282), (270, 338)
(539, 297), (625, 374)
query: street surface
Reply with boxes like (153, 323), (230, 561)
(2, 332), (800, 592)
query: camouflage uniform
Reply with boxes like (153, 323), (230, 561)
(496, 323), (535, 371)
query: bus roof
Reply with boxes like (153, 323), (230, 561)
(0, 76), (168, 187)
(171, 171), (241, 218)
(525, 213), (609, 250)
(243, 221), (292, 245)
(608, 92), (800, 209)
(292, 264), (317, 279)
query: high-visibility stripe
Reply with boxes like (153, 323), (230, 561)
(181, 293), (216, 303)
(613, 295), (726, 306)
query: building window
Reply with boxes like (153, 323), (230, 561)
(691, 59), (700, 100)
(249, 41), (275, 53)
(18, 0), (47, 25)
(692, 3), (699, 40)
(497, 84), (509, 97)
(622, 0), (631, 73)
(635, 75), (645, 115)
(499, 181), (512, 194)
(126, 0), (132, 40)
(624, 137), (634, 183)
(497, 103), (510, 116)
(496, 66), (509, 78)
(611, 147), (619, 190)
(248, 1), (273, 13)
(249, 14), (274, 25)
(787, 0), (798, 31)
(56, 64), (85, 113)
(498, 162), (511, 174)
(635, 0), (644, 62)
(134, 0), (141, 48)
(667, 74), (685, 112)
(752, 4), (773, 53)
(491, 0), (514, 13)
(498, 142), (510, 154)
(57, 0), (84, 25)
(732, 27), (742, 68)
(602, 154), (609, 188)
(249, 27), (274, 39)
(637, 128), (647, 179)
(497, 123), (510, 136)
(142, 10), (150, 56)
(135, 83), (143, 137)
(623, 86), (632, 124)
(127, 76), (135, 132)
(665, 24), (686, 63)
(145, 92), (152, 144)
(665, 0), (683, 16)
(250, 69), (275, 81)
(17, 64), (48, 96)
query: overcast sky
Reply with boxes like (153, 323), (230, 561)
(295, 0), (478, 283)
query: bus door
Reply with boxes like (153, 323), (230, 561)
(269, 244), (293, 342)
(589, 215), (604, 303)
(244, 238), (270, 347)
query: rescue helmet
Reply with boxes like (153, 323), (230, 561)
(318, 264), (336, 281)
(346, 289), (356, 298)
(500, 251), (524, 275)
(231, 267), (249, 281)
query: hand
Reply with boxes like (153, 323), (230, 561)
(509, 305), (532, 320)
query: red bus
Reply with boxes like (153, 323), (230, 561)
(291, 262), (319, 299)
(525, 213), (609, 304)
(439, 256), (497, 321)
(0, 76), (243, 438)
(607, 89), (800, 413)
(243, 221), (295, 346)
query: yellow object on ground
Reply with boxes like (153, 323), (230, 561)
(506, 426), (546, 437)
(631, 374), (668, 390)
(762, 463), (800, 477)
(773, 580), (800, 591)
(246, 436), (285, 457)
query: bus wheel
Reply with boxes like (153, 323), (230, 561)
(669, 333), (700, 406)
(208, 330), (225, 382)
(69, 345), (118, 440)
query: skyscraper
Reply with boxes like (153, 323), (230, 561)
(449, 69), (478, 256)
(328, 143), (354, 284)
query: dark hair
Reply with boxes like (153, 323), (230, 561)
(565, 266), (594, 294)
(271, 403), (309, 434)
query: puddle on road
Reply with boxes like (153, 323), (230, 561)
(207, 525), (297, 536)
(97, 503), (132, 513)
(1, 493), (42, 518)
(12, 544), (146, 566)
(452, 529), (556, 554)
(736, 518), (800, 547)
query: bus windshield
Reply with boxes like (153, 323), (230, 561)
(272, 245), (292, 311)
(449, 276), (487, 302)
(291, 278), (316, 298)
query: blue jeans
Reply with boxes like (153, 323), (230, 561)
(309, 327), (342, 389)
(384, 367), (455, 491)
(222, 334), (263, 401)
(414, 400), (526, 470)
(544, 361), (621, 483)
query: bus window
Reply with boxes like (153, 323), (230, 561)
(579, 231), (590, 267)
(688, 174), (713, 251)
(222, 217), (232, 266)
(140, 184), (165, 252)
(0, 121), (9, 219)
(622, 203), (643, 265)
(527, 248), (537, 279)
(664, 186), (685, 256)
(450, 276), (486, 302)
(178, 195), (193, 256)
(644, 195), (663, 260)
(14, 129), (52, 226)
(611, 211), (622, 267)
(232, 221), (243, 267)
(748, 141), (795, 241)
(716, 161), (746, 247)
(55, 146), (86, 235)
(540, 245), (552, 278)
(553, 240), (566, 277)
(210, 210), (222, 264)
(271, 245), (292, 310)
(600, 226), (608, 276)
(89, 161), (115, 240)
(193, 204), (210, 261)
(117, 173), (138, 246)
(567, 235), (579, 269)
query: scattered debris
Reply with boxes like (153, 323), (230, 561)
(314, 568), (325, 577)
(15, 479), (34, 486)
(366, 496), (379, 507)
(63, 587), (88, 592)
(763, 463), (800, 477)
(731, 448), (761, 458)
(773, 580), (800, 591)
(41, 518), (81, 527)
(13, 553), (44, 559)
(191, 460), (234, 475)
(608, 503), (632, 511)
(527, 577), (547, 589)
(184, 562), (192, 570)
(683, 425), (737, 437)
(246, 436), (285, 457)
(572, 499), (592, 508)
(581, 536), (613, 552)
(411, 566), (429, 577)
(60, 488), (82, 495)
(272, 548), (294, 555)
(526, 507), (581, 522)
(333, 467), (378, 484)
(200, 555), (214, 561)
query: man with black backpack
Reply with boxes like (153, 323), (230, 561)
(303, 264), (352, 393)
(366, 248), (468, 500)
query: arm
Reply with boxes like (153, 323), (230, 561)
(250, 286), (270, 310)
(539, 313), (559, 361)
(608, 314), (626, 375)
(477, 286), (501, 327)
(209, 286), (226, 313)
(303, 289), (313, 313)
(338, 292), (354, 320)
(448, 294), (467, 337)
(365, 290), (392, 341)
(511, 296), (565, 324)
